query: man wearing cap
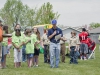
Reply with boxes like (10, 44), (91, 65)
(48, 20), (66, 68)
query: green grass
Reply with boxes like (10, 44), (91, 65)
(0, 45), (100, 75)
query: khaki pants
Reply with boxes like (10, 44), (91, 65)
(60, 43), (66, 62)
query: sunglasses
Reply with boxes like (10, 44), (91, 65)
(15, 29), (21, 32)
(28, 31), (31, 33)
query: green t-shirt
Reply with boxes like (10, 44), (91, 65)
(2, 38), (8, 46)
(12, 32), (25, 48)
(12, 35), (24, 48)
(32, 34), (40, 49)
(12, 32), (25, 37)
(25, 34), (37, 54)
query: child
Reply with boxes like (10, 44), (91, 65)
(24, 29), (37, 68)
(7, 37), (12, 58)
(12, 24), (24, 68)
(32, 27), (41, 67)
(1, 25), (8, 68)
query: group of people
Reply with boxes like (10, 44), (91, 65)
(0, 21), (43, 68)
(69, 28), (96, 64)
(0, 19), (96, 69)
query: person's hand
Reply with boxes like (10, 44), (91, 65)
(23, 42), (25, 45)
(63, 37), (67, 41)
(53, 31), (56, 36)
(28, 39), (31, 42)
(37, 41), (40, 44)
(16, 46), (19, 49)
(17, 49), (20, 52)
(42, 45), (44, 49)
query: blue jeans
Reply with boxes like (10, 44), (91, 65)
(49, 42), (60, 68)
(70, 46), (78, 64)
(22, 45), (26, 62)
(1, 46), (4, 62)
(1, 46), (7, 62)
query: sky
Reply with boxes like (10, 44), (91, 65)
(0, 0), (100, 27)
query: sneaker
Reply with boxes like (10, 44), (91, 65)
(55, 66), (59, 68)
(50, 66), (54, 68)
(80, 57), (83, 60)
(69, 62), (73, 64)
(36, 65), (38, 67)
(84, 57), (87, 60)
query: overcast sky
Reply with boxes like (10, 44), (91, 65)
(0, 0), (100, 27)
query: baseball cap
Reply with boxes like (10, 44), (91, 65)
(51, 20), (57, 25)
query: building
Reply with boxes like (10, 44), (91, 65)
(62, 27), (81, 43)
(89, 27), (100, 44)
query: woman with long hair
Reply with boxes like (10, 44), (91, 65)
(32, 27), (41, 67)
(41, 29), (50, 63)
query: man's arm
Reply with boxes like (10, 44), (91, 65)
(60, 37), (67, 41)
(48, 30), (56, 40)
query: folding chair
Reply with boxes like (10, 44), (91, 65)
(88, 45), (96, 59)
(99, 44), (100, 52)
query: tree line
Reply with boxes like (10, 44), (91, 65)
(0, 0), (60, 31)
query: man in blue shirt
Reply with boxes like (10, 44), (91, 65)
(48, 20), (66, 68)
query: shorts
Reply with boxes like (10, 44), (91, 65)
(14, 48), (22, 62)
(34, 48), (40, 56)
(80, 43), (88, 54)
(7, 44), (12, 54)
(7, 44), (12, 50)
(27, 54), (34, 59)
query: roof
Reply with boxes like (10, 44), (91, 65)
(62, 27), (81, 32)
(89, 27), (100, 34)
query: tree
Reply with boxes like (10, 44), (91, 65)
(0, 1), (60, 31)
(0, 0), (36, 31)
(35, 2), (60, 24)
(90, 22), (100, 29)
(0, 0), (25, 31)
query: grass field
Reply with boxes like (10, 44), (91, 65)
(0, 45), (100, 75)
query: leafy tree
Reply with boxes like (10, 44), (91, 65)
(90, 22), (100, 28)
(35, 2), (60, 24)
(0, 1), (60, 31)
